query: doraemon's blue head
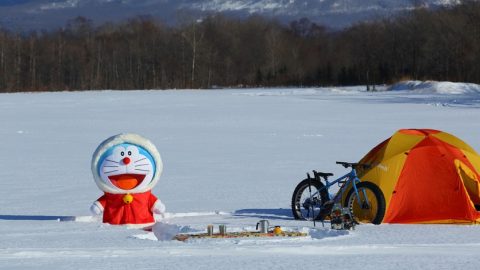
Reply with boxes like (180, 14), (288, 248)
(92, 133), (163, 194)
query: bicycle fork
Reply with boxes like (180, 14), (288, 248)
(351, 178), (371, 209)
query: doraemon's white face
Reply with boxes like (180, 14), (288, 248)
(97, 143), (156, 193)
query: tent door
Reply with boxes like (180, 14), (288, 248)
(456, 160), (480, 210)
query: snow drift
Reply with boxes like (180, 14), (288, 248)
(388, 80), (480, 94)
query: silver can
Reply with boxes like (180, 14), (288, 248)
(207, 224), (214, 236)
(219, 224), (227, 235)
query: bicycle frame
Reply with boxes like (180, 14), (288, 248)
(309, 166), (370, 210)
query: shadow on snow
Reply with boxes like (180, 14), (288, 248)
(233, 208), (293, 220)
(0, 215), (76, 221)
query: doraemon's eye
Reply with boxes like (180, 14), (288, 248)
(121, 151), (125, 156)
(126, 145), (139, 156)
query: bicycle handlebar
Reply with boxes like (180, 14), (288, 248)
(336, 161), (371, 169)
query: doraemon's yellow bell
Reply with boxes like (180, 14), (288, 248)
(123, 193), (134, 204)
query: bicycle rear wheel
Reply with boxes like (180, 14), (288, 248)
(291, 179), (329, 220)
(344, 181), (386, 225)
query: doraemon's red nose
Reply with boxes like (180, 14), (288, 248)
(123, 157), (131, 165)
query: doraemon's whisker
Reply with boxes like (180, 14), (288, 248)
(104, 169), (119, 174)
(134, 158), (147, 163)
(135, 169), (150, 172)
(106, 159), (119, 164)
(104, 165), (119, 168)
(135, 164), (149, 167)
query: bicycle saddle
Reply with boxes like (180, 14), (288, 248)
(313, 170), (333, 178)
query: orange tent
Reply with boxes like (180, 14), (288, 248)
(357, 129), (480, 224)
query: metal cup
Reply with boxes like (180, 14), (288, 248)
(207, 224), (214, 236)
(219, 224), (226, 235)
(256, 220), (270, 233)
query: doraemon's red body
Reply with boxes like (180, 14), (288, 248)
(90, 134), (165, 226)
(95, 191), (159, 225)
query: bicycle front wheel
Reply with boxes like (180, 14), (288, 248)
(344, 181), (386, 225)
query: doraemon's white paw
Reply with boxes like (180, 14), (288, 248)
(152, 200), (167, 221)
(90, 201), (104, 215)
(152, 199), (166, 215)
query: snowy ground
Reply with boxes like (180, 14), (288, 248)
(1, 82), (480, 269)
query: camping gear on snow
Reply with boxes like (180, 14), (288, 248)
(90, 133), (166, 226)
(341, 208), (355, 230)
(256, 220), (283, 234)
(173, 231), (308, 241)
(255, 219), (282, 234)
(173, 225), (306, 241)
(357, 129), (480, 224)
(330, 203), (356, 230)
(173, 221), (302, 241)
(330, 204), (343, 230)
(291, 161), (386, 225)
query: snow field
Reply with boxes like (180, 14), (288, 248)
(1, 82), (480, 269)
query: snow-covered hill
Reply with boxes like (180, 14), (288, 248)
(389, 80), (480, 94)
(1, 82), (480, 269)
(0, 0), (462, 30)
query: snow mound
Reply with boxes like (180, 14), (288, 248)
(388, 80), (480, 94)
(308, 227), (350, 239)
(152, 222), (193, 241)
(234, 87), (366, 97)
(234, 89), (320, 97)
(164, 211), (229, 218)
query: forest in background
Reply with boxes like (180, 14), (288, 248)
(0, 1), (479, 92)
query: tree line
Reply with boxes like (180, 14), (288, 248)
(0, 1), (480, 92)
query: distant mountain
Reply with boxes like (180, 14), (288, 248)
(0, 0), (462, 30)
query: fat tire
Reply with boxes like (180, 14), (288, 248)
(344, 181), (386, 225)
(291, 179), (329, 220)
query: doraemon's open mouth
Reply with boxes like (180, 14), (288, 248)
(108, 174), (146, 190)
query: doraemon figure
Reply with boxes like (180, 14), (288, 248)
(90, 133), (165, 226)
